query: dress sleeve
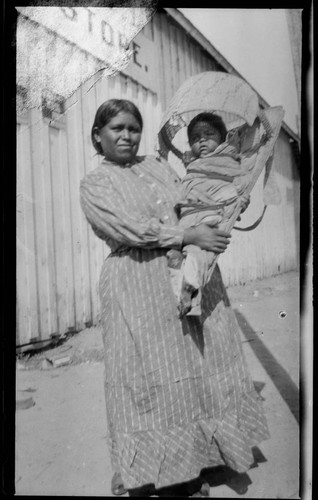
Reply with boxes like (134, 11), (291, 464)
(80, 170), (185, 249)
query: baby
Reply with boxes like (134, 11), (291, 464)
(168, 112), (251, 317)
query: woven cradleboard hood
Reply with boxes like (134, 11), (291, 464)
(157, 71), (261, 159)
(157, 70), (285, 221)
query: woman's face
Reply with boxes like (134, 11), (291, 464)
(189, 121), (222, 158)
(94, 111), (142, 164)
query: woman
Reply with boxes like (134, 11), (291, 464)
(80, 99), (270, 497)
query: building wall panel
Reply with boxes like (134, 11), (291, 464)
(16, 67), (164, 344)
(65, 87), (93, 331)
(218, 133), (299, 285)
(31, 110), (59, 339)
(17, 118), (39, 344)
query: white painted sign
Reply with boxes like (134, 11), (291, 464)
(124, 30), (159, 93)
(16, 6), (157, 92)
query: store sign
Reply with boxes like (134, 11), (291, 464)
(16, 6), (157, 91)
(124, 31), (159, 93)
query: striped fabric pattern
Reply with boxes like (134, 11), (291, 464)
(80, 156), (270, 489)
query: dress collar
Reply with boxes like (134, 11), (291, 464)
(101, 156), (144, 168)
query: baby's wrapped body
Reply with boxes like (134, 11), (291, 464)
(168, 142), (251, 316)
(179, 142), (250, 227)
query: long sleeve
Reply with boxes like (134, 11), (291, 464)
(80, 165), (185, 251)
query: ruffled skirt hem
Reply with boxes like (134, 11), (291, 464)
(113, 392), (270, 489)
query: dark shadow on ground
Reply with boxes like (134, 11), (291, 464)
(128, 447), (267, 497)
(201, 465), (251, 495)
(234, 309), (299, 424)
(200, 446), (267, 496)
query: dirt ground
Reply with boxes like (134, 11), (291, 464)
(15, 270), (309, 498)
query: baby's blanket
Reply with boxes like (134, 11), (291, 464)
(181, 149), (251, 207)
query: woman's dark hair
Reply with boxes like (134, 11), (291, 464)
(91, 99), (143, 154)
(187, 112), (227, 144)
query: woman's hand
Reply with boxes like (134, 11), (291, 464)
(240, 194), (250, 214)
(183, 224), (231, 253)
(236, 194), (250, 221)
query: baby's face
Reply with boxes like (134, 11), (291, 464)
(189, 122), (222, 158)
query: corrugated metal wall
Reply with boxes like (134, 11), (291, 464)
(16, 10), (299, 345)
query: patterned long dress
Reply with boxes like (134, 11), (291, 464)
(80, 155), (269, 490)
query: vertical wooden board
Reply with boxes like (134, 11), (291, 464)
(81, 75), (102, 325)
(95, 69), (111, 106)
(133, 82), (145, 155)
(144, 88), (156, 155)
(151, 92), (164, 153)
(275, 138), (299, 270)
(206, 56), (214, 71)
(49, 119), (76, 333)
(219, 169), (271, 286)
(167, 23), (179, 94)
(123, 72), (134, 102)
(16, 120), (39, 344)
(207, 54), (216, 72)
(187, 40), (195, 76)
(182, 35), (193, 78)
(142, 15), (154, 41)
(65, 88), (91, 331)
(79, 120), (94, 325)
(41, 119), (61, 337)
(169, 24), (181, 92)
(29, 110), (58, 339)
(142, 86), (150, 154)
(59, 124), (76, 329)
(132, 79), (139, 101)
(111, 72), (123, 101)
(176, 28), (189, 84)
(196, 44), (204, 74)
(89, 73), (106, 322)
(187, 40), (196, 77)
(48, 125), (69, 334)
(246, 172), (270, 280)
(192, 41), (201, 75)
(184, 35), (194, 80)
(33, 115), (56, 338)
(253, 161), (293, 279)
(192, 43), (201, 75)
(143, 89), (156, 155)
(199, 52), (206, 72)
(261, 167), (286, 274)
(159, 14), (174, 108)
(252, 174), (267, 277)
(124, 76), (153, 154)
(83, 75), (101, 327)
(263, 207), (281, 274)
(196, 48), (204, 73)
(16, 123), (29, 343)
(119, 73), (127, 98)
(153, 14), (166, 108)
(204, 52), (211, 72)
(144, 90), (158, 155)
(201, 52), (209, 72)
(94, 71), (113, 266)
(123, 77), (148, 154)
(281, 204), (297, 271)
(290, 172), (300, 268)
